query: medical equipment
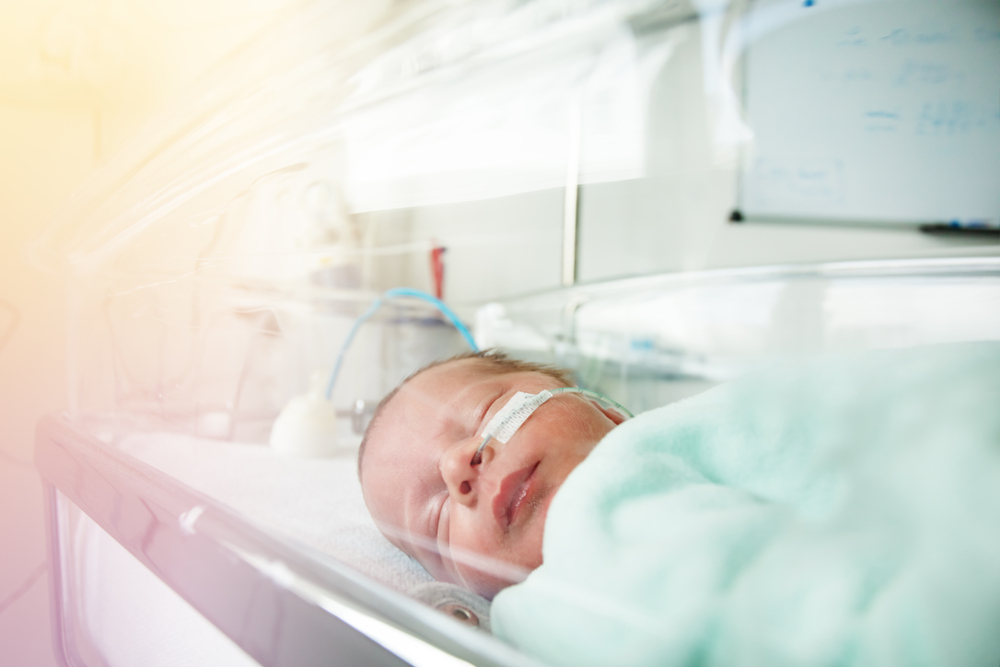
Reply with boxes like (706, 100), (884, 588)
(269, 288), (476, 456)
(472, 388), (633, 465)
(324, 288), (478, 402)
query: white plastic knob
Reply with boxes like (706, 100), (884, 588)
(269, 390), (341, 457)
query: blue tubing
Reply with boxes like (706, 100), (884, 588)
(382, 288), (478, 352)
(324, 288), (478, 401)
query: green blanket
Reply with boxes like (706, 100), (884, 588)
(492, 343), (1000, 667)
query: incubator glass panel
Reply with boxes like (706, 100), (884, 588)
(53, 490), (261, 667)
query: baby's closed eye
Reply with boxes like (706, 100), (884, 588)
(435, 495), (451, 547)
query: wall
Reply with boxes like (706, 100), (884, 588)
(371, 13), (998, 301)
(0, 105), (91, 667)
(0, 1), (301, 664)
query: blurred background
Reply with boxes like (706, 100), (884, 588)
(0, 1), (304, 664)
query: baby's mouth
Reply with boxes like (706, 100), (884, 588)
(493, 462), (539, 531)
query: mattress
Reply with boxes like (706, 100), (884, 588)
(118, 433), (435, 594)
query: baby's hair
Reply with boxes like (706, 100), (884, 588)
(357, 350), (574, 481)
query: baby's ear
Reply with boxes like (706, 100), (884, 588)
(592, 401), (626, 425)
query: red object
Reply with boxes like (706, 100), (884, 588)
(430, 244), (446, 300)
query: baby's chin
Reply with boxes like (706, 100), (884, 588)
(452, 561), (526, 600)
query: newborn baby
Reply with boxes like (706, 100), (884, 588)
(358, 344), (1000, 666)
(358, 351), (624, 598)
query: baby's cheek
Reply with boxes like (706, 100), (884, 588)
(507, 491), (551, 571)
(557, 401), (608, 443)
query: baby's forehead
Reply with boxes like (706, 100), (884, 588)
(392, 361), (499, 424)
(363, 360), (495, 461)
(414, 358), (500, 387)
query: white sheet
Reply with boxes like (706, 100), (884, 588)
(118, 433), (433, 593)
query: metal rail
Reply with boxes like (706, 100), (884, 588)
(35, 414), (537, 667)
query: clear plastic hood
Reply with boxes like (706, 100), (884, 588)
(30, 0), (704, 434)
(28, 0), (687, 278)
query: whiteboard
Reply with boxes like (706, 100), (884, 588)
(739, 0), (1000, 225)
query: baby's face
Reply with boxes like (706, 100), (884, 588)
(360, 359), (622, 598)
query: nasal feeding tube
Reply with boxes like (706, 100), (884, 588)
(470, 388), (633, 465)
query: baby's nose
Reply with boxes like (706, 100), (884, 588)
(441, 439), (492, 506)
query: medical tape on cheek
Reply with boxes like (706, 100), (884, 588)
(480, 390), (553, 444)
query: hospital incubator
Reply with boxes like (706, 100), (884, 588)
(30, 0), (1000, 665)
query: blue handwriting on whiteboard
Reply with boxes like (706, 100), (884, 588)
(836, 27), (867, 47)
(895, 60), (962, 86)
(880, 28), (953, 46)
(754, 159), (844, 202)
(865, 110), (901, 132)
(915, 101), (988, 135)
